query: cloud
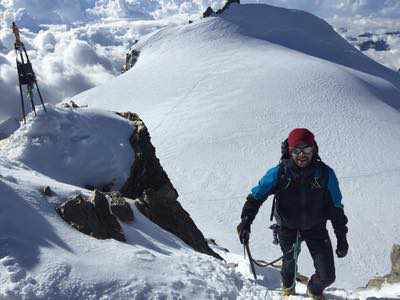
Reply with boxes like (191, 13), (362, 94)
(0, 16), (168, 122)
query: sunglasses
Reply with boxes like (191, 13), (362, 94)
(291, 146), (313, 156)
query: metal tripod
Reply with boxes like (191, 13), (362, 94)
(12, 22), (46, 123)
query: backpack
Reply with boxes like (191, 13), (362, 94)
(269, 139), (327, 222)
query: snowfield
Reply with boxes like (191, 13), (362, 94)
(1, 2), (400, 299)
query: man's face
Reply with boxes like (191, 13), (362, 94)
(290, 144), (314, 168)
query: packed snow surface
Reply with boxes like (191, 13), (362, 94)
(1, 106), (134, 189)
(75, 3), (400, 290)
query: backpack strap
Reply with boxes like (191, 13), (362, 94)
(270, 161), (292, 221)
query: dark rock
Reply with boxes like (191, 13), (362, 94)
(42, 186), (54, 197)
(358, 40), (389, 52)
(109, 191), (134, 223)
(62, 100), (84, 108)
(216, 0), (240, 15)
(358, 32), (373, 38)
(90, 190), (125, 241)
(385, 31), (400, 36)
(366, 244), (400, 289)
(117, 112), (172, 200)
(57, 191), (125, 242)
(84, 181), (114, 192)
(203, 7), (215, 18)
(206, 238), (229, 253)
(85, 184), (95, 191)
(366, 276), (385, 289)
(117, 112), (222, 260)
(391, 244), (400, 275)
(122, 46), (140, 73)
(135, 186), (221, 260)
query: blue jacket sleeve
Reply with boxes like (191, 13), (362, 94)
(327, 167), (343, 208)
(250, 165), (280, 201)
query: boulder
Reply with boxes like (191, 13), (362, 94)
(391, 244), (400, 275)
(366, 244), (400, 289)
(57, 190), (126, 242)
(41, 186), (55, 197)
(366, 276), (385, 289)
(117, 112), (222, 260)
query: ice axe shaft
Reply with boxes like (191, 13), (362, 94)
(244, 242), (257, 281)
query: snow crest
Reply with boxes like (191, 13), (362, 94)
(2, 105), (134, 189)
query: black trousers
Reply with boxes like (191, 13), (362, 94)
(279, 226), (336, 295)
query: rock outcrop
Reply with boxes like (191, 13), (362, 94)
(57, 110), (221, 260)
(57, 190), (133, 242)
(203, 7), (215, 18)
(216, 0), (240, 15)
(366, 244), (400, 288)
(117, 112), (221, 260)
(122, 42), (140, 73)
(203, 0), (240, 18)
(358, 39), (389, 52)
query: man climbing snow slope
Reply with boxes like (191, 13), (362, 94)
(237, 128), (349, 299)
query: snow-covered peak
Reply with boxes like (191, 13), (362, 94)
(221, 4), (400, 92)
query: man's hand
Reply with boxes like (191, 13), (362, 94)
(237, 217), (251, 245)
(336, 236), (349, 258)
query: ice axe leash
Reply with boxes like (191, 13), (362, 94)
(12, 22), (46, 124)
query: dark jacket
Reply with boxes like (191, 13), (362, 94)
(241, 159), (348, 238)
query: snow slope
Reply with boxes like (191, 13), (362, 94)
(74, 3), (400, 289)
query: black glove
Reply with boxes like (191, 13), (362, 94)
(336, 236), (349, 258)
(237, 216), (251, 245)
